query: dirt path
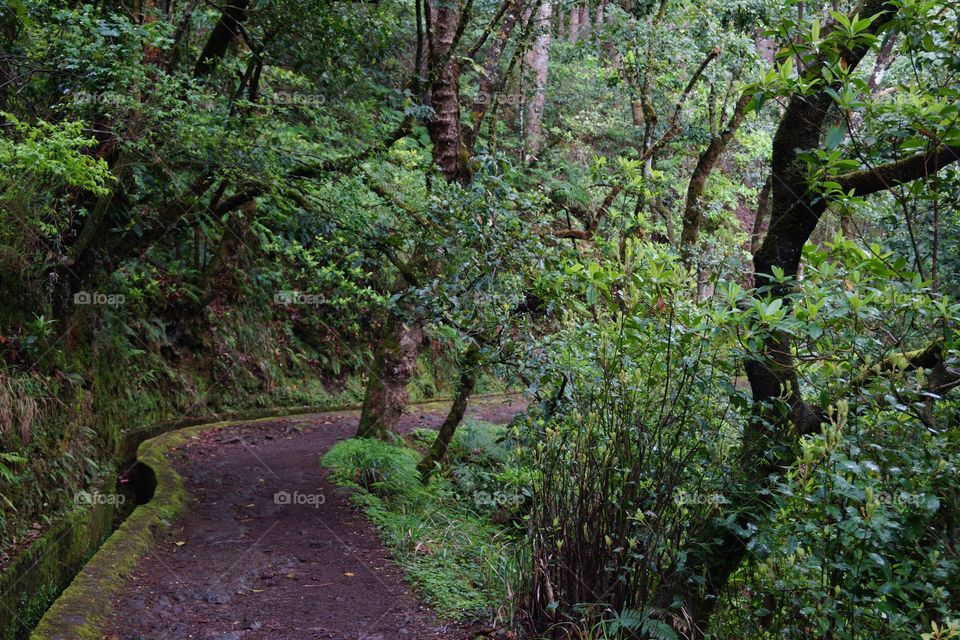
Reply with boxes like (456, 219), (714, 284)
(105, 396), (524, 640)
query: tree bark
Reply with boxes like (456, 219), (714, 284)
(750, 174), (771, 254)
(357, 321), (424, 439)
(417, 344), (480, 480)
(594, 0), (606, 31)
(523, 0), (552, 160)
(630, 99), (643, 126)
(194, 0), (250, 77)
(679, 91), (752, 249)
(568, 6), (580, 43)
(426, 0), (468, 182)
(578, 4), (589, 39)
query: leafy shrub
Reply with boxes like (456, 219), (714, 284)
(712, 400), (960, 639)
(523, 245), (740, 635)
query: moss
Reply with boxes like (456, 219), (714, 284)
(0, 474), (117, 640)
(28, 424), (196, 640)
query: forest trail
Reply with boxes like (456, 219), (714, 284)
(105, 396), (525, 640)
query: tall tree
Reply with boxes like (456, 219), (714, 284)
(524, 0), (552, 160)
(357, 0), (526, 439)
(682, 0), (960, 632)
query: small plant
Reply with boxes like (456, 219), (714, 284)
(0, 451), (27, 509)
(923, 620), (960, 640)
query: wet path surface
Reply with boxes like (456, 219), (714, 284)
(105, 397), (524, 640)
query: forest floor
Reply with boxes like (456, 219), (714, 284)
(105, 395), (525, 640)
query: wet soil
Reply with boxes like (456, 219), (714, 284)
(105, 396), (525, 640)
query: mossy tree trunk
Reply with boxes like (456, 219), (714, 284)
(417, 344), (480, 481)
(357, 320), (423, 439)
(678, 91), (752, 249)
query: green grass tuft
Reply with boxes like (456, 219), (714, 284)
(321, 432), (522, 620)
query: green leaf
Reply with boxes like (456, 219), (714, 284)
(825, 124), (847, 149)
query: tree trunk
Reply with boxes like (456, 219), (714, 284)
(426, 0), (467, 183)
(357, 321), (424, 439)
(523, 0), (552, 160)
(194, 0), (250, 77)
(359, 0), (524, 439)
(568, 6), (580, 43)
(630, 99), (643, 126)
(417, 344), (480, 481)
(679, 91), (751, 249)
(594, 0), (606, 31)
(578, 4), (589, 39)
(750, 175), (771, 254)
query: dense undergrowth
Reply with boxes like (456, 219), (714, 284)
(325, 240), (959, 640)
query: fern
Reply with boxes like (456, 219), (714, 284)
(0, 451), (26, 482)
(0, 451), (27, 510)
(606, 608), (678, 640)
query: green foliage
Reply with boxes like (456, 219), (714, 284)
(722, 402), (959, 639)
(707, 239), (960, 639)
(322, 424), (528, 621)
(518, 235), (958, 636)
(523, 241), (742, 634)
(0, 452), (25, 483)
(0, 451), (26, 510)
(0, 113), (111, 195)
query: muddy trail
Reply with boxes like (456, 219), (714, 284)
(105, 396), (525, 640)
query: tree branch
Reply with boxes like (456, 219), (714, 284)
(639, 47), (720, 163)
(832, 144), (960, 196)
